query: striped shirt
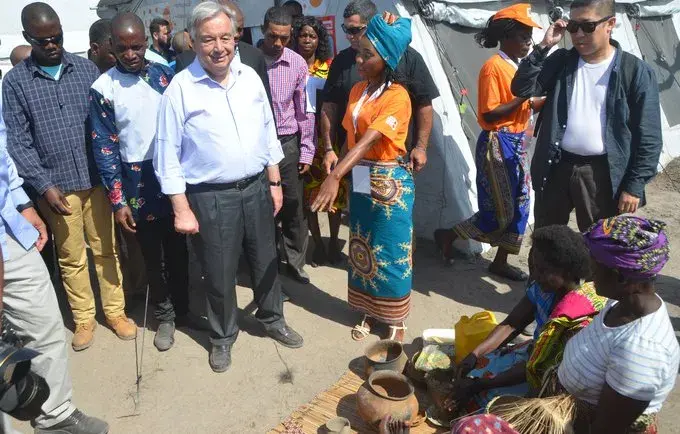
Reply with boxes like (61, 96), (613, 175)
(2, 52), (101, 194)
(265, 47), (315, 165)
(558, 296), (679, 414)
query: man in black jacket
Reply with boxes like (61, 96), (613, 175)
(512, 0), (662, 231)
(174, 0), (273, 106)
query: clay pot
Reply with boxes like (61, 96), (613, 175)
(325, 416), (351, 434)
(356, 370), (419, 428)
(364, 339), (408, 377)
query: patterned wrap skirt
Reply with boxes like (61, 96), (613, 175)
(347, 161), (414, 325)
(453, 130), (531, 255)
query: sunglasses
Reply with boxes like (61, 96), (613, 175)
(341, 24), (366, 35)
(566, 16), (613, 34)
(24, 32), (63, 47)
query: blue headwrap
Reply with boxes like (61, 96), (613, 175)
(364, 15), (412, 71)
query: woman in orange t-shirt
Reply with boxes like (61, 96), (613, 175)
(311, 14), (413, 342)
(435, 4), (544, 281)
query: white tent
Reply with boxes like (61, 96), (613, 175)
(0, 0), (101, 76)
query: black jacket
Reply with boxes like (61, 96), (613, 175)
(512, 40), (662, 202)
(175, 42), (273, 108)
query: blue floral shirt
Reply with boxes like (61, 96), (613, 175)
(89, 62), (173, 222)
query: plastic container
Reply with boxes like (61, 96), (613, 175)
(422, 328), (456, 344)
(454, 311), (498, 364)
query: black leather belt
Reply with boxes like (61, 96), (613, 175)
(186, 172), (262, 193)
(560, 150), (608, 165)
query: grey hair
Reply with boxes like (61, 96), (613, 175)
(343, 0), (377, 23)
(188, 1), (237, 41)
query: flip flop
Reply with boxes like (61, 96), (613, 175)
(488, 263), (529, 282)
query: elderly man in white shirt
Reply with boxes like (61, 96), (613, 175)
(154, 2), (303, 373)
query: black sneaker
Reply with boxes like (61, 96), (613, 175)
(34, 409), (109, 434)
(209, 344), (232, 373)
(286, 266), (310, 284)
(266, 325), (304, 348)
(153, 321), (175, 352)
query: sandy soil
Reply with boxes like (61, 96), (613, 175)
(8, 162), (680, 434)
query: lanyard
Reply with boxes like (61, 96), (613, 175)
(351, 81), (390, 133)
(498, 50), (519, 70)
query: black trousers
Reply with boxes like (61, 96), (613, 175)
(134, 217), (189, 322)
(277, 136), (309, 271)
(535, 152), (618, 232)
(187, 174), (285, 345)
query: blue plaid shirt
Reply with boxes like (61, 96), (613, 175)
(2, 52), (101, 195)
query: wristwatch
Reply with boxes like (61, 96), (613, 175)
(269, 180), (282, 187)
(16, 201), (34, 213)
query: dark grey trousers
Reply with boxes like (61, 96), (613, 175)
(535, 153), (619, 232)
(277, 136), (309, 271)
(187, 174), (285, 345)
(134, 217), (189, 322)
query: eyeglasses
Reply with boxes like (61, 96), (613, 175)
(341, 24), (366, 35)
(24, 32), (63, 47)
(566, 16), (613, 34)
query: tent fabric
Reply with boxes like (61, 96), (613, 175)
(428, 0), (680, 27)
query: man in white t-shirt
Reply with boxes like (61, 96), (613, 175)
(512, 0), (662, 231)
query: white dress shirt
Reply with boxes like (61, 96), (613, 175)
(154, 57), (284, 195)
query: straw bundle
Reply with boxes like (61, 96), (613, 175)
(486, 395), (576, 434)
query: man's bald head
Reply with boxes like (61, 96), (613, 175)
(10, 45), (32, 66)
(21, 2), (60, 31)
(110, 13), (147, 73)
(111, 12), (145, 41)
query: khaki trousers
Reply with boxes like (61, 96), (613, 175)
(38, 186), (125, 324)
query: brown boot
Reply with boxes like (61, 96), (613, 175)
(72, 318), (97, 351)
(106, 315), (137, 340)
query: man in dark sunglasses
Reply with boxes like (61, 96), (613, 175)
(320, 0), (439, 175)
(512, 0), (662, 234)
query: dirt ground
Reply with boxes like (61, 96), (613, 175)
(8, 162), (680, 434)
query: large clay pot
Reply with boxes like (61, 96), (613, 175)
(364, 339), (408, 377)
(356, 371), (419, 429)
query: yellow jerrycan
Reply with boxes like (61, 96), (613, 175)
(454, 311), (498, 364)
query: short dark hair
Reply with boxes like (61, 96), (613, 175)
(571, 0), (616, 17)
(263, 6), (293, 29)
(149, 17), (169, 36)
(343, 0), (377, 23)
(293, 16), (332, 62)
(89, 19), (112, 45)
(283, 1), (303, 18)
(475, 18), (531, 49)
(531, 225), (592, 283)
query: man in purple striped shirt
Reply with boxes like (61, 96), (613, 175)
(261, 6), (315, 284)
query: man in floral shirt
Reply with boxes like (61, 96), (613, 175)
(89, 12), (188, 351)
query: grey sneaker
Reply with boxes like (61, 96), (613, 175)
(153, 321), (176, 352)
(34, 409), (109, 434)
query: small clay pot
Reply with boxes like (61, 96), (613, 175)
(364, 339), (408, 377)
(325, 416), (351, 434)
(356, 370), (419, 428)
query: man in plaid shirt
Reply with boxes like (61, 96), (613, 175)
(2, 2), (136, 354)
(261, 6), (315, 285)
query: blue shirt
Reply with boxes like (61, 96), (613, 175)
(154, 58), (283, 194)
(38, 64), (64, 80)
(526, 281), (556, 340)
(0, 83), (38, 260)
(2, 52), (101, 195)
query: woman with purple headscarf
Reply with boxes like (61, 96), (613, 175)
(556, 215), (679, 433)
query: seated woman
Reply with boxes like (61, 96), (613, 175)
(556, 216), (679, 433)
(447, 225), (606, 414)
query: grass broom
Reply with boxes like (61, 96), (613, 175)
(486, 394), (576, 434)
